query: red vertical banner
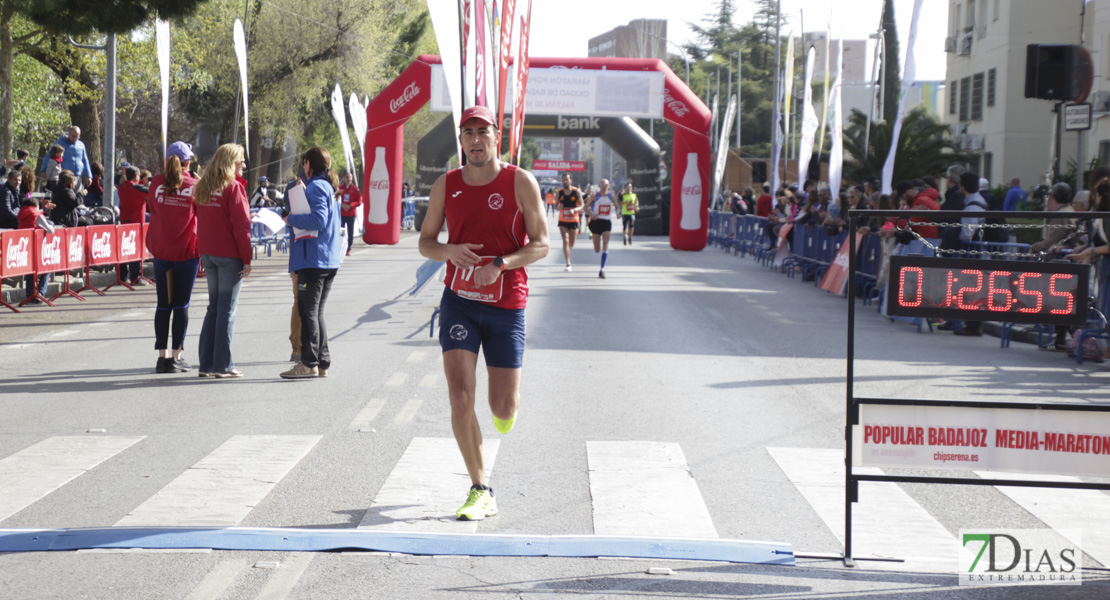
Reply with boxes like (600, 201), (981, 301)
(460, 0), (471, 107)
(509, 0), (532, 162)
(474, 0), (488, 106)
(495, 0), (516, 135)
(820, 232), (861, 295)
(34, 229), (67, 274)
(0, 229), (34, 278)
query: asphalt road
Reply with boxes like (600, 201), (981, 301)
(1, 218), (1109, 599)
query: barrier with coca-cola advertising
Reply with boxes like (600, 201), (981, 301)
(107, 223), (144, 291)
(0, 229), (35, 312)
(77, 224), (118, 296)
(364, 55), (711, 250)
(55, 227), (88, 302)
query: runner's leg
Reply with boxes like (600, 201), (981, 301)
(445, 348), (485, 486)
(487, 366), (521, 424)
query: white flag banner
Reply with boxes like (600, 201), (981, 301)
(771, 75), (784, 193)
(712, 94), (738, 209)
(428, 0), (465, 160)
(233, 18), (249, 157)
(349, 93), (367, 169)
(156, 19), (170, 167)
(330, 84), (355, 176)
(798, 46), (819, 182)
(829, 38), (844, 201)
(782, 33), (795, 170)
(881, 0), (924, 195)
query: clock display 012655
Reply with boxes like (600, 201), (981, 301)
(886, 256), (1089, 326)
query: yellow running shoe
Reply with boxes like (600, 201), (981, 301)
(456, 485), (497, 521)
(493, 411), (516, 434)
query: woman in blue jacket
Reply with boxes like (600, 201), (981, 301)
(281, 146), (342, 379)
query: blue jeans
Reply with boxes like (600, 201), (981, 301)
(198, 255), (244, 373)
(24, 273), (48, 298)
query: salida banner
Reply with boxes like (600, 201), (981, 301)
(532, 160), (585, 171)
(854, 403), (1110, 478)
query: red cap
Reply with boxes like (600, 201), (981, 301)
(460, 105), (497, 129)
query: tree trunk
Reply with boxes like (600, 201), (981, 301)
(70, 94), (102, 167)
(0, 3), (14, 162)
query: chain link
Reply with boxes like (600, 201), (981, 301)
(893, 219), (1090, 260)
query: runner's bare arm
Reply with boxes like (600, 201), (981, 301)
(419, 174), (483, 268)
(507, 168), (549, 268)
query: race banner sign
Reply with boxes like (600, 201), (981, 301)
(86, 224), (118, 266)
(34, 230), (67, 274)
(1, 229), (34, 277)
(67, 227), (87, 270)
(532, 160), (585, 171)
(116, 223), (143, 263)
(430, 64), (664, 119)
(854, 403), (1110, 478)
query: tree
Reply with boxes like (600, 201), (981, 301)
(880, 0), (900, 124)
(843, 106), (969, 184)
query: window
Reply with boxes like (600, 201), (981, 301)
(971, 72), (984, 120)
(983, 152), (993, 184)
(968, 154), (981, 175)
(987, 69), (996, 106)
(950, 80), (959, 115)
(967, 0), (976, 31)
(960, 76), (971, 121)
(1099, 141), (1110, 168)
(953, 3), (962, 35)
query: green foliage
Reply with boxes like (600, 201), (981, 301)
(843, 105), (969, 184)
(19, 0), (204, 35)
(11, 52), (67, 152)
(1062, 156), (1101, 189)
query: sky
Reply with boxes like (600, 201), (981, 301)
(528, 0), (949, 82)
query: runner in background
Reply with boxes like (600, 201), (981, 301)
(579, 183), (592, 236)
(557, 172), (584, 271)
(619, 182), (639, 245)
(586, 179), (616, 279)
(418, 105), (549, 521)
(545, 188), (556, 218)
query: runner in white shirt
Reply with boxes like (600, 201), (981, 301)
(585, 179), (617, 279)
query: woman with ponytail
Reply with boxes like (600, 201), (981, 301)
(280, 146), (343, 379)
(146, 141), (200, 374)
(194, 143), (252, 378)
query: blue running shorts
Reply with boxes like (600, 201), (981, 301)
(438, 288), (526, 368)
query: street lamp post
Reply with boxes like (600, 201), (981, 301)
(68, 34), (117, 205)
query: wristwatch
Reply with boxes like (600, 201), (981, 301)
(493, 256), (506, 271)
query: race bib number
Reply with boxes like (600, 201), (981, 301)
(449, 256), (503, 303)
(598, 204), (611, 217)
(560, 208), (576, 221)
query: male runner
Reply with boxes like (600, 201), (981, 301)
(619, 182), (639, 245)
(585, 179), (616, 278)
(419, 105), (549, 521)
(556, 172), (583, 271)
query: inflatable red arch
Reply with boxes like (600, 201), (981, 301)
(362, 55), (711, 251)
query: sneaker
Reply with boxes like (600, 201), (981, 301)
(213, 369), (244, 378)
(346, 250), (351, 256)
(155, 357), (171, 374)
(280, 362), (319, 379)
(456, 485), (497, 521)
(198, 372), (213, 378)
(171, 358), (191, 372)
(135, 279), (149, 286)
(564, 265), (572, 272)
(493, 411), (516, 434)
(318, 368), (328, 378)
(598, 271), (606, 279)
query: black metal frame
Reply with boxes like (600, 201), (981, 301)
(843, 209), (1110, 568)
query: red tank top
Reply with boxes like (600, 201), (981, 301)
(444, 164), (529, 310)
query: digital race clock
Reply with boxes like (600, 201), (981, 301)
(886, 256), (1090, 326)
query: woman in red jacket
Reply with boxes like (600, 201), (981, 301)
(147, 141), (199, 374)
(193, 143), (252, 378)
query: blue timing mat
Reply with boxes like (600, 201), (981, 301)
(0, 527), (795, 565)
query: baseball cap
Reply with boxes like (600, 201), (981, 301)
(257, 176), (268, 183)
(460, 105), (497, 129)
(166, 141), (195, 161)
(120, 161), (131, 168)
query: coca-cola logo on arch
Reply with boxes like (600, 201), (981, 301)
(389, 82), (421, 114)
(5, 236), (29, 269)
(40, 235), (62, 266)
(662, 89), (689, 118)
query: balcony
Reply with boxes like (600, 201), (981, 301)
(958, 32), (973, 56)
(945, 36), (957, 53)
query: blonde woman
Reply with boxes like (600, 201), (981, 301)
(193, 144), (252, 378)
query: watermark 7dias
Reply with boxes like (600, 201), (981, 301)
(960, 529), (1082, 586)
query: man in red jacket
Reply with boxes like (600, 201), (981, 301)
(118, 166), (150, 285)
(755, 183), (773, 218)
(339, 172), (362, 256)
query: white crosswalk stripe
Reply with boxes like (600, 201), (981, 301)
(358, 437), (499, 533)
(768, 446), (960, 572)
(115, 435), (321, 527)
(0, 436), (145, 523)
(588, 441), (717, 538)
(976, 470), (1110, 568)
